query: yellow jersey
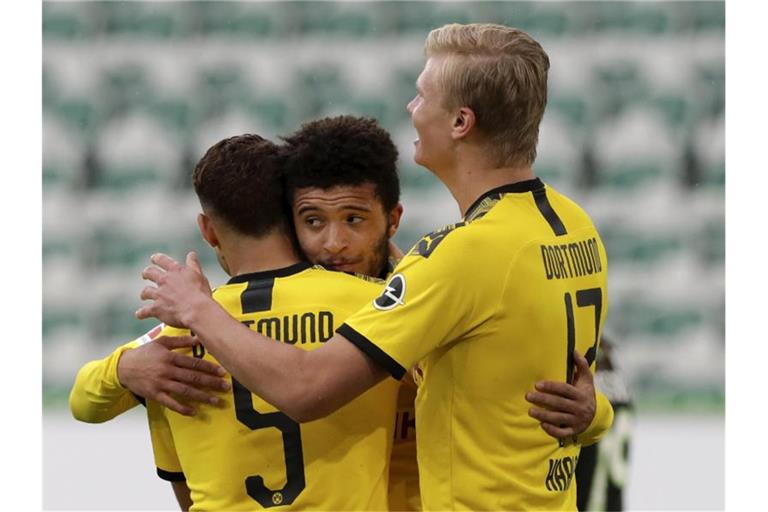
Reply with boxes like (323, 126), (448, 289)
(339, 179), (609, 510)
(388, 374), (420, 511)
(145, 263), (399, 510)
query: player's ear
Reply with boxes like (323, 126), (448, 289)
(451, 107), (476, 140)
(197, 213), (219, 248)
(387, 203), (404, 238)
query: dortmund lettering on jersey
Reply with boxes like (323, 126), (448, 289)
(339, 178), (609, 510)
(146, 262), (399, 511)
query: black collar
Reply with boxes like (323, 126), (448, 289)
(227, 261), (312, 284)
(464, 178), (545, 218)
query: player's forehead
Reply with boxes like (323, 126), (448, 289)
(292, 184), (384, 214)
(417, 55), (445, 93)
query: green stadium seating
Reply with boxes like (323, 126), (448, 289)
(296, 1), (374, 36)
(49, 98), (100, 139)
(41, 1), (725, 408)
(601, 228), (682, 265)
(613, 298), (704, 337)
(195, 1), (278, 38)
(95, 300), (162, 341)
(399, 163), (442, 191)
(43, 308), (86, 339)
(100, 1), (183, 39)
(43, 2), (91, 39)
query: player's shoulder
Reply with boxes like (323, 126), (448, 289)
(290, 264), (383, 301)
(541, 184), (599, 230)
(131, 322), (189, 346)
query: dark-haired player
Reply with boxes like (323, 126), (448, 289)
(71, 133), (400, 510)
(137, 24), (612, 510)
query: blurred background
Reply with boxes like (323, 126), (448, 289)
(42, 1), (724, 510)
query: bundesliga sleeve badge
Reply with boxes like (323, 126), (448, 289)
(137, 323), (165, 345)
(373, 273), (406, 311)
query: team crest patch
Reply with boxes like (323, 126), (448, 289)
(373, 274), (406, 311)
(137, 323), (165, 345)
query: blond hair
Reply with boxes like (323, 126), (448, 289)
(425, 23), (550, 168)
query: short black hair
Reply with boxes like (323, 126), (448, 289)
(192, 134), (287, 237)
(280, 116), (400, 212)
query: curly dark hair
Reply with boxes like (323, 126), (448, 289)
(192, 134), (288, 237)
(280, 116), (400, 212)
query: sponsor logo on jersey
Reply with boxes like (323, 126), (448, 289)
(540, 237), (603, 280)
(545, 455), (579, 492)
(241, 311), (334, 344)
(137, 323), (165, 345)
(373, 273), (406, 311)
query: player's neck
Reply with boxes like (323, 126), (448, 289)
(220, 230), (301, 277)
(441, 156), (535, 217)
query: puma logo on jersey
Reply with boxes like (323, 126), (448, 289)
(373, 274), (406, 311)
(545, 455), (578, 492)
(412, 222), (465, 258)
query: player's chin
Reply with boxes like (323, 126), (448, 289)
(324, 262), (361, 274)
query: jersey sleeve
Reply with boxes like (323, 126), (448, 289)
(69, 323), (177, 423)
(146, 400), (185, 481)
(69, 340), (142, 423)
(338, 232), (501, 379)
(579, 390), (614, 446)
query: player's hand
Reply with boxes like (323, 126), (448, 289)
(136, 252), (213, 328)
(117, 336), (230, 416)
(525, 350), (596, 440)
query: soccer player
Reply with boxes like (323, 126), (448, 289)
(137, 23), (611, 510)
(74, 133), (402, 510)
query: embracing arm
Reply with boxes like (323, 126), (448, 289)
(137, 253), (388, 423)
(70, 336), (229, 421)
(171, 481), (193, 511)
(525, 349), (614, 445)
(164, 299), (386, 422)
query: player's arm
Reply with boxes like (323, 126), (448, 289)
(69, 341), (142, 423)
(137, 253), (389, 423)
(525, 350), (614, 445)
(171, 481), (192, 511)
(69, 335), (229, 421)
(116, 336), (230, 416)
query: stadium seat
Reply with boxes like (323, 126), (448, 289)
(43, 116), (85, 188)
(43, 1), (92, 40)
(247, 96), (296, 133)
(535, 112), (582, 190)
(593, 106), (679, 190)
(393, 2), (470, 34)
(293, 65), (353, 120)
(692, 116), (725, 189)
(296, 1), (374, 37)
(94, 113), (184, 190)
(48, 97), (100, 140)
(99, 1), (184, 39)
(195, 1), (278, 38)
(548, 94), (590, 129)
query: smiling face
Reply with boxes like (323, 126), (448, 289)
(292, 183), (402, 278)
(406, 55), (457, 174)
